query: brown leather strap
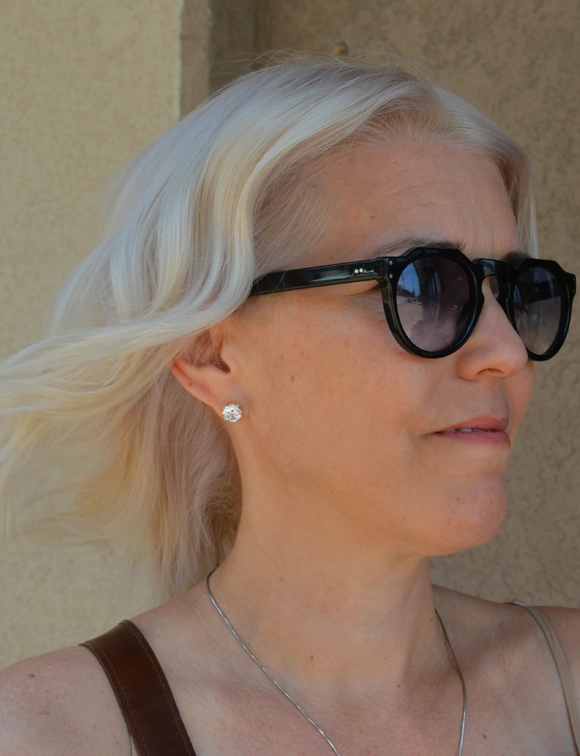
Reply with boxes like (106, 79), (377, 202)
(512, 600), (580, 754)
(81, 620), (197, 756)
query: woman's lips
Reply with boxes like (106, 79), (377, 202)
(433, 417), (511, 448)
(434, 428), (511, 447)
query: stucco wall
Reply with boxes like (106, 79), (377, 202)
(2, 0), (580, 669)
(0, 0), (184, 668)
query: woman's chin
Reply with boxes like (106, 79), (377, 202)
(428, 480), (509, 556)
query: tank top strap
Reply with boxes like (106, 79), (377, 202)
(512, 599), (580, 754)
(81, 620), (197, 756)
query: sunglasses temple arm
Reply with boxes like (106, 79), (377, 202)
(250, 263), (386, 296)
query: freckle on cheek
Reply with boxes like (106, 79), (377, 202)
(290, 375), (295, 382)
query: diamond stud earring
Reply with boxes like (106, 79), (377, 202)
(221, 403), (243, 423)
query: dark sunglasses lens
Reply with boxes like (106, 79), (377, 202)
(396, 256), (472, 352)
(514, 266), (562, 355)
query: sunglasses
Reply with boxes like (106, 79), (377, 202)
(250, 247), (576, 360)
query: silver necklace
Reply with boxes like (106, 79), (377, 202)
(206, 571), (467, 755)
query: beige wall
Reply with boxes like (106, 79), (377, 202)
(0, 0), (185, 668)
(2, 0), (580, 668)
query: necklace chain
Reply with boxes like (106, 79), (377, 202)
(206, 570), (467, 756)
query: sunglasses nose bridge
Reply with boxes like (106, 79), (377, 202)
(476, 259), (512, 301)
(473, 263), (514, 332)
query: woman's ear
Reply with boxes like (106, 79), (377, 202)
(170, 327), (245, 417)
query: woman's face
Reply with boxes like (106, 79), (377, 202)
(228, 139), (534, 558)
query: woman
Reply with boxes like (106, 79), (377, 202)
(0, 59), (579, 754)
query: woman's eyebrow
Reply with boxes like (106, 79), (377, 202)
(370, 237), (465, 258)
(368, 239), (530, 263)
(502, 250), (531, 265)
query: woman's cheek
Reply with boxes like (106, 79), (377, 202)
(508, 362), (535, 440)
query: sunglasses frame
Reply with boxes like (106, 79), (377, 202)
(250, 247), (576, 361)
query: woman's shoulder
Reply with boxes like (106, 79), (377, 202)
(434, 583), (580, 639)
(434, 584), (580, 694)
(532, 603), (580, 678)
(0, 590), (208, 756)
(0, 644), (131, 755)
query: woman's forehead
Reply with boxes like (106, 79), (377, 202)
(299, 139), (521, 264)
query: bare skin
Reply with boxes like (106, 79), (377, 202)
(2, 140), (580, 755)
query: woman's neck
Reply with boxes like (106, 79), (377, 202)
(210, 501), (444, 702)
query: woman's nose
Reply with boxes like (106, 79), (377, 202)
(454, 279), (529, 379)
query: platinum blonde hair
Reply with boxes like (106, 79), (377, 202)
(0, 60), (536, 600)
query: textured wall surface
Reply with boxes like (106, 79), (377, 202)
(256, 0), (580, 605)
(0, 0), (184, 668)
(2, 0), (580, 669)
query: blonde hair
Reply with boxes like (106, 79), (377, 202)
(0, 60), (537, 600)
